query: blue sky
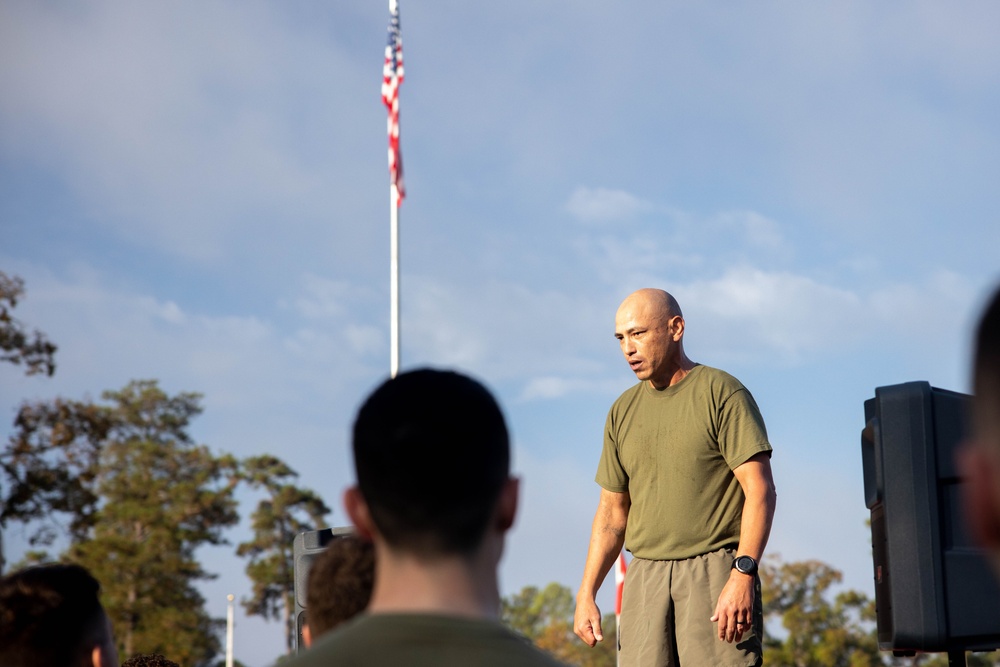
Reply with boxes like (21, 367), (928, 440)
(2, 1), (999, 664)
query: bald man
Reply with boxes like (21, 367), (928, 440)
(574, 288), (776, 667)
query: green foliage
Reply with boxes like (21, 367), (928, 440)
(2, 377), (336, 664)
(762, 557), (882, 667)
(502, 582), (616, 667)
(0, 270), (57, 377)
(1, 397), (111, 548)
(236, 455), (330, 655)
(1, 380), (241, 665)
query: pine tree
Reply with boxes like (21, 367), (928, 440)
(1, 380), (240, 665)
(0, 270), (57, 377)
(237, 455), (330, 654)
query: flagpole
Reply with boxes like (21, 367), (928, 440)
(390, 184), (400, 378)
(382, 0), (404, 379)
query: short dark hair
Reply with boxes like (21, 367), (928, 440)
(0, 564), (111, 667)
(305, 535), (375, 638)
(352, 368), (510, 556)
(974, 284), (1000, 403)
(121, 654), (179, 667)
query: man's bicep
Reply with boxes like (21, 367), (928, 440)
(596, 488), (631, 529)
(732, 453), (775, 496)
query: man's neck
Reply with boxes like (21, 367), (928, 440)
(367, 543), (502, 619)
(648, 355), (697, 390)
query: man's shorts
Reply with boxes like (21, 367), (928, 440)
(618, 548), (763, 667)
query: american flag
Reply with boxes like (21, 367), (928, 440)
(382, 0), (404, 206)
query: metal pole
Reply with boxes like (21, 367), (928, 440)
(226, 594), (234, 667)
(390, 183), (400, 378)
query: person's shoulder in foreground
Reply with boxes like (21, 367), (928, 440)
(292, 613), (565, 667)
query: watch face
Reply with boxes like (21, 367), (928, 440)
(735, 556), (756, 574)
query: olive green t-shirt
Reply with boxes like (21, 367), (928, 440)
(596, 365), (771, 561)
(286, 613), (567, 667)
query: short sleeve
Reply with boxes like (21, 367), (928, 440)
(595, 407), (629, 492)
(717, 387), (772, 470)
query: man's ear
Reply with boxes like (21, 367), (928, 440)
(92, 615), (118, 667)
(669, 314), (685, 341)
(344, 486), (377, 541)
(91, 645), (115, 667)
(495, 477), (520, 532)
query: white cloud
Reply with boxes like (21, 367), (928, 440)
(403, 277), (613, 386)
(565, 186), (651, 223)
(676, 266), (978, 372)
(0, 2), (379, 262)
(712, 210), (793, 259)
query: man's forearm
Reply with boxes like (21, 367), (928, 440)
(578, 521), (625, 600)
(577, 489), (630, 601)
(736, 486), (775, 561)
(734, 457), (776, 561)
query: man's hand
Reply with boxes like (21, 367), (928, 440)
(710, 571), (755, 643)
(573, 597), (604, 647)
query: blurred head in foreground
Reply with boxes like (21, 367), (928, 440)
(286, 370), (565, 666)
(0, 563), (118, 667)
(303, 534), (375, 646)
(120, 655), (179, 667)
(346, 368), (514, 560)
(962, 284), (1000, 577)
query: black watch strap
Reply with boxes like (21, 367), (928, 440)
(732, 555), (758, 576)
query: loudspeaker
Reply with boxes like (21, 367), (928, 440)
(292, 526), (354, 653)
(862, 381), (1000, 655)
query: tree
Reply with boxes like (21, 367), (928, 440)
(502, 582), (617, 667)
(0, 396), (111, 574)
(761, 557), (882, 667)
(1, 380), (241, 665)
(236, 455), (330, 655)
(0, 270), (57, 377)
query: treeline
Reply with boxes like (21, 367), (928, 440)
(1, 271), (330, 664)
(0, 380), (328, 665)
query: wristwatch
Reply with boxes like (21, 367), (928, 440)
(732, 555), (758, 576)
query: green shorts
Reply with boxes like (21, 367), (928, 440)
(619, 548), (763, 667)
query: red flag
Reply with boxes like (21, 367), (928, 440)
(614, 551), (628, 616)
(382, 0), (404, 206)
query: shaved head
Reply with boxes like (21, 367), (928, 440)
(614, 289), (692, 389)
(618, 289), (683, 323)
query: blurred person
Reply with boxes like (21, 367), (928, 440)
(288, 368), (565, 666)
(574, 288), (776, 666)
(961, 284), (1000, 577)
(0, 563), (118, 667)
(302, 534), (375, 646)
